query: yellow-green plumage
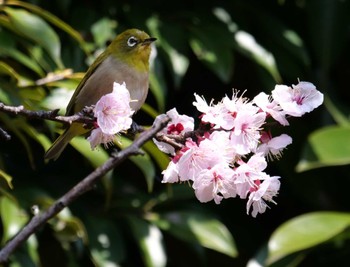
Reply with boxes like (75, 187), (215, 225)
(45, 29), (156, 160)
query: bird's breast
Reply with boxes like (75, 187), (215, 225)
(75, 56), (149, 112)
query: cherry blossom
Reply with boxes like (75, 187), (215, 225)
(272, 81), (323, 117)
(253, 92), (289, 126)
(94, 82), (134, 135)
(153, 108), (194, 155)
(193, 163), (237, 204)
(152, 81), (323, 217)
(256, 132), (292, 160)
(246, 176), (280, 217)
(87, 128), (116, 150)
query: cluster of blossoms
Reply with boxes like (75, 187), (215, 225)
(86, 80), (323, 217)
(153, 81), (323, 217)
(87, 82), (134, 149)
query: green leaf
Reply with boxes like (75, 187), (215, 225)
(324, 95), (350, 127)
(190, 26), (234, 83)
(296, 125), (350, 172)
(156, 210), (237, 257)
(91, 17), (117, 47)
(267, 211), (350, 265)
(0, 30), (44, 76)
(0, 115), (36, 168)
(118, 136), (156, 192)
(0, 61), (34, 87)
(3, 7), (63, 68)
(0, 168), (13, 189)
(147, 16), (189, 88)
(128, 216), (166, 267)
(86, 217), (126, 265)
(70, 136), (113, 203)
(0, 195), (28, 244)
(149, 70), (166, 113)
(5, 0), (89, 54)
(234, 30), (281, 82)
(142, 140), (170, 171)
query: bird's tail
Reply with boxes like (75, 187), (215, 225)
(45, 124), (84, 161)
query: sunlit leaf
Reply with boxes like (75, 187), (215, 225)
(267, 212), (350, 265)
(0, 168), (13, 189)
(128, 216), (166, 267)
(0, 30), (44, 76)
(234, 30), (281, 82)
(118, 136), (156, 192)
(0, 195), (28, 244)
(155, 210), (237, 257)
(296, 125), (350, 172)
(0, 115), (36, 168)
(91, 17), (117, 47)
(5, 0), (89, 54)
(70, 136), (113, 204)
(142, 140), (170, 171)
(147, 16), (189, 88)
(0, 61), (34, 87)
(86, 217), (126, 265)
(3, 7), (63, 68)
(190, 26), (234, 83)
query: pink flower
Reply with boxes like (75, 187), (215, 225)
(256, 132), (292, 160)
(253, 92), (289, 126)
(234, 153), (268, 198)
(193, 163), (236, 204)
(87, 128), (116, 150)
(272, 82), (323, 117)
(153, 108), (194, 155)
(94, 82), (134, 135)
(229, 107), (266, 155)
(193, 94), (229, 129)
(246, 176), (280, 217)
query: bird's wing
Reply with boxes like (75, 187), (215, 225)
(65, 53), (105, 115)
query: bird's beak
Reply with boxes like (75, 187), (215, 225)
(142, 37), (157, 45)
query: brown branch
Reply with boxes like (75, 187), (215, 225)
(0, 102), (96, 141)
(0, 102), (96, 127)
(0, 115), (171, 264)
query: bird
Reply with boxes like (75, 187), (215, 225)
(45, 28), (156, 160)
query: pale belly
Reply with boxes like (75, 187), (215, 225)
(74, 56), (149, 112)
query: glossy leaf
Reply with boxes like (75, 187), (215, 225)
(91, 17), (117, 47)
(0, 30), (44, 76)
(128, 216), (166, 267)
(118, 136), (156, 192)
(234, 30), (281, 82)
(3, 7), (63, 68)
(0, 168), (13, 189)
(5, 0), (89, 54)
(190, 26), (233, 83)
(70, 136), (114, 203)
(87, 217), (126, 265)
(267, 212), (350, 264)
(1, 115), (36, 168)
(296, 126), (350, 172)
(0, 195), (28, 244)
(142, 140), (170, 171)
(155, 210), (237, 257)
(147, 16), (189, 88)
(0, 61), (34, 87)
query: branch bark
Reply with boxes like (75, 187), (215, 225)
(0, 115), (170, 264)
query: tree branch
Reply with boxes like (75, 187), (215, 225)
(0, 102), (96, 128)
(0, 115), (171, 264)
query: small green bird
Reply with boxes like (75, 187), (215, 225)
(45, 28), (156, 160)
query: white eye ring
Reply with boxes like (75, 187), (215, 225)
(127, 36), (138, 47)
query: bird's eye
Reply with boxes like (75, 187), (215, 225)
(127, 36), (138, 47)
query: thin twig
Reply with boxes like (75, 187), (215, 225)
(0, 102), (96, 126)
(0, 115), (171, 264)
